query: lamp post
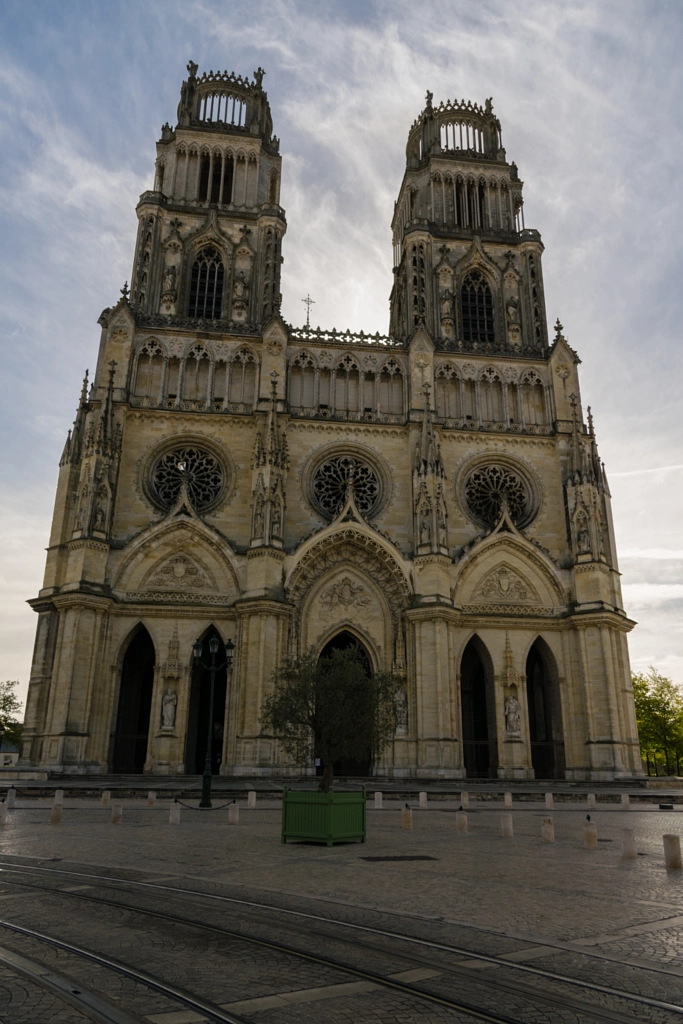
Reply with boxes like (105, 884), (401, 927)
(193, 635), (236, 808)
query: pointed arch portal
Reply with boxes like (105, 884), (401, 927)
(526, 640), (565, 779)
(460, 637), (498, 778)
(113, 627), (155, 773)
(317, 630), (372, 778)
(185, 626), (228, 775)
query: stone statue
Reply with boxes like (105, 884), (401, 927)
(254, 67), (265, 88)
(233, 271), (249, 300)
(271, 503), (282, 538)
(162, 265), (177, 296)
(419, 512), (430, 546)
(94, 504), (106, 530)
(253, 499), (264, 539)
(504, 694), (521, 735)
(438, 510), (447, 546)
(440, 289), (453, 319)
(161, 689), (177, 729)
(506, 296), (519, 323)
(578, 526), (591, 553)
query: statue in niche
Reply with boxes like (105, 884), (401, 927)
(419, 511), (431, 546)
(94, 503), (106, 530)
(253, 497), (264, 539)
(438, 509), (447, 547)
(578, 525), (591, 553)
(271, 502), (282, 539)
(504, 694), (521, 736)
(506, 296), (520, 323)
(233, 271), (249, 300)
(394, 688), (408, 735)
(440, 289), (453, 319)
(161, 689), (177, 729)
(162, 265), (177, 297)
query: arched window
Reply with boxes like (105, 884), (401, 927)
(182, 344), (211, 403)
(335, 355), (360, 414)
(435, 364), (460, 419)
(188, 246), (225, 319)
(134, 340), (163, 400)
(479, 367), (503, 423)
(379, 359), (403, 416)
(228, 348), (257, 407)
(461, 269), (494, 343)
(290, 353), (315, 409)
(520, 370), (545, 426)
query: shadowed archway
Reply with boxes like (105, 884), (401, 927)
(317, 630), (372, 778)
(185, 626), (228, 775)
(526, 639), (565, 779)
(113, 627), (155, 773)
(460, 636), (498, 779)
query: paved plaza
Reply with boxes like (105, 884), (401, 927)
(0, 789), (682, 1022)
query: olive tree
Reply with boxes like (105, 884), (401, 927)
(261, 646), (401, 792)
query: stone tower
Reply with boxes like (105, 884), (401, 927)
(21, 69), (642, 781)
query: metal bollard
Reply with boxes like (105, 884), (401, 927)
(456, 810), (468, 834)
(248, 790), (257, 809)
(542, 816), (555, 843)
(401, 804), (413, 830)
(621, 793), (630, 811)
(169, 800), (181, 824)
(147, 791), (156, 807)
(459, 791), (469, 810)
(621, 828), (637, 860)
(228, 801), (239, 825)
(501, 813), (513, 838)
(101, 790), (111, 807)
(419, 791), (428, 809)
(7, 788), (16, 809)
(504, 792), (513, 809)
(587, 793), (596, 809)
(50, 803), (62, 825)
(54, 789), (64, 805)
(663, 834), (682, 870)
(584, 822), (598, 849)
(0, 801), (7, 825)
(111, 801), (123, 824)
(374, 791), (383, 809)
(545, 792), (554, 810)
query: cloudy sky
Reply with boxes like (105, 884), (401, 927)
(1, 0), (682, 708)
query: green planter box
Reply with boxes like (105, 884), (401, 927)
(281, 786), (366, 846)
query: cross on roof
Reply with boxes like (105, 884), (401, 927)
(302, 293), (315, 328)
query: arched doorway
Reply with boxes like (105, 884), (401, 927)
(318, 630), (372, 777)
(185, 626), (228, 775)
(526, 640), (565, 779)
(113, 627), (155, 773)
(460, 637), (498, 778)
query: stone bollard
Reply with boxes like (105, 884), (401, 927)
(419, 791), (428, 809)
(459, 791), (469, 810)
(542, 816), (555, 843)
(7, 788), (16, 809)
(663, 834), (682, 870)
(147, 791), (156, 807)
(587, 793), (596, 809)
(54, 789), (64, 805)
(545, 792), (554, 810)
(248, 790), (257, 809)
(501, 813), (513, 838)
(228, 801), (239, 825)
(50, 802), (62, 825)
(456, 810), (468, 834)
(621, 828), (637, 860)
(111, 801), (123, 824)
(101, 790), (111, 807)
(504, 792), (513, 809)
(621, 793), (630, 810)
(584, 822), (598, 849)
(169, 800), (181, 824)
(401, 804), (413, 830)
(374, 791), (383, 809)
(0, 801), (7, 825)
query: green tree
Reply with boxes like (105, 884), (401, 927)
(632, 668), (683, 775)
(0, 680), (24, 749)
(261, 646), (401, 792)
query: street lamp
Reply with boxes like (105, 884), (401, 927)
(193, 635), (236, 808)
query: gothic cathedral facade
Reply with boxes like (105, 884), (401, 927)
(22, 64), (642, 780)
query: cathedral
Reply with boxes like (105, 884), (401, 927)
(21, 63), (642, 780)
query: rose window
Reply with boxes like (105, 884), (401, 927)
(464, 464), (533, 528)
(312, 456), (380, 520)
(150, 446), (224, 512)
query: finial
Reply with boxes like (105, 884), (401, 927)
(270, 370), (279, 396)
(120, 281), (129, 300)
(239, 224), (251, 239)
(108, 360), (117, 385)
(587, 406), (594, 435)
(302, 293), (315, 328)
(554, 318), (563, 339)
(423, 381), (431, 398)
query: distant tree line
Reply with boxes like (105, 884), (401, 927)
(633, 668), (683, 777)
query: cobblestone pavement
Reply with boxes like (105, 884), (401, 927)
(0, 797), (681, 1022)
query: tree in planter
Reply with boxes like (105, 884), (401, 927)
(261, 645), (402, 792)
(633, 668), (683, 776)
